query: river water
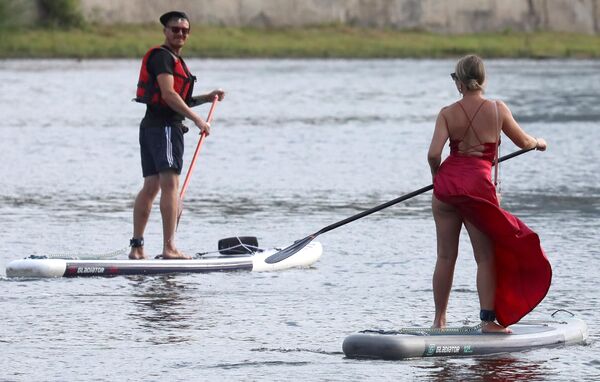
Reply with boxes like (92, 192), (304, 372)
(0, 59), (598, 381)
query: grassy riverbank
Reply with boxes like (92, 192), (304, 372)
(2, 25), (600, 59)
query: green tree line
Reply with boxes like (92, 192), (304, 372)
(0, 0), (84, 28)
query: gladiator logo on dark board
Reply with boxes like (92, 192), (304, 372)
(424, 344), (473, 356)
(425, 344), (436, 356)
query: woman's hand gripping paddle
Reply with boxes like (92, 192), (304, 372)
(177, 95), (219, 229)
(265, 147), (536, 264)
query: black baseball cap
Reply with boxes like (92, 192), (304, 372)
(159, 11), (189, 26)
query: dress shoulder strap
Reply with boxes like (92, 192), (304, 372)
(493, 100), (501, 188)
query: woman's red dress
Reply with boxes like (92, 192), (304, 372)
(433, 104), (552, 326)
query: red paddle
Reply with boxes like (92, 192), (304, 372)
(177, 95), (219, 228)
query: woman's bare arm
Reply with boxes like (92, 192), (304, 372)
(498, 101), (546, 151)
(428, 109), (450, 176)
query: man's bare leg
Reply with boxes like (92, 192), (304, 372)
(159, 171), (191, 259)
(129, 175), (160, 260)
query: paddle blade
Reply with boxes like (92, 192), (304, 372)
(265, 235), (315, 264)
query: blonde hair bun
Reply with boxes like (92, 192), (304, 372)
(455, 55), (485, 91)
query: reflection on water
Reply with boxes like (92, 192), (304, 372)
(422, 355), (548, 381)
(128, 275), (201, 345)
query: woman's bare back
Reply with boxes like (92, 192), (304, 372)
(442, 98), (500, 156)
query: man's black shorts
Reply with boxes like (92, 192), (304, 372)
(139, 125), (184, 177)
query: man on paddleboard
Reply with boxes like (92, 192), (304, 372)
(129, 11), (225, 260)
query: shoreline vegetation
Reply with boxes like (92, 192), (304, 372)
(1, 25), (600, 59)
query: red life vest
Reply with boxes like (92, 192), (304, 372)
(135, 45), (196, 106)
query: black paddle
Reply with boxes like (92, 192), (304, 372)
(265, 147), (536, 264)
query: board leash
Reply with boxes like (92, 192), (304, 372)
(37, 246), (128, 260)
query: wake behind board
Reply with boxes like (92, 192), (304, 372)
(343, 316), (588, 360)
(6, 242), (322, 278)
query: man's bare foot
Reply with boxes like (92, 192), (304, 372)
(162, 249), (191, 260)
(129, 247), (147, 260)
(481, 321), (512, 334)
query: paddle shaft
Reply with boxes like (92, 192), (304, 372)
(311, 147), (535, 237)
(265, 147), (535, 264)
(179, 95), (219, 202)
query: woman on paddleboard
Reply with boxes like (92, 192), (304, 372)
(427, 55), (551, 333)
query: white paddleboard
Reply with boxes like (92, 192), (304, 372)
(6, 242), (322, 278)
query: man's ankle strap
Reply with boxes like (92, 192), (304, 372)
(130, 237), (144, 248)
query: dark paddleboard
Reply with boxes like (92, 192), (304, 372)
(343, 316), (588, 360)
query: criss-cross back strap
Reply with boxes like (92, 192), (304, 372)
(456, 99), (488, 144)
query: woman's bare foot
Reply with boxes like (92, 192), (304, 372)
(481, 321), (512, 334)
(129, 247), (147, 260)
(432, 313), (447, 329)
(162, 249), (191, 260)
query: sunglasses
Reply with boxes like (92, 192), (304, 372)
(450, 72), (458, 81)
(168, 26), (190, 35)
